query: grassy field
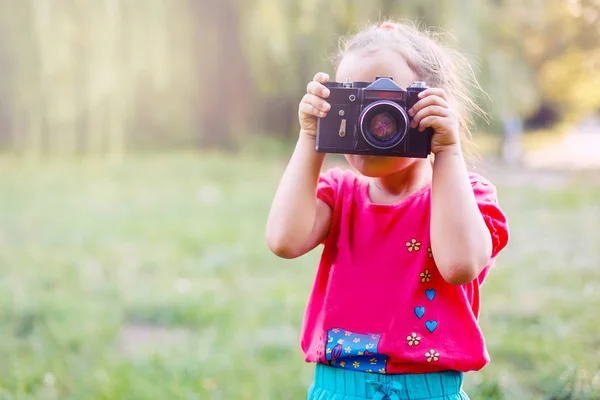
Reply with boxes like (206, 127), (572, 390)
(0, 151), (599, 400)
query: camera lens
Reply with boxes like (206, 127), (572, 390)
(359, 101), (409, 149)
(369, 112), (397, 141)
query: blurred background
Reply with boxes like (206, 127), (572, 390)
(0, 0), (599, 399)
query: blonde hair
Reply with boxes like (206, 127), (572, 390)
(335, 20), (488, 161)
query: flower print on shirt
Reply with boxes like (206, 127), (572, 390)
(406, 332), (421, 347)
(425, 349), (440, 363)
(419, 269), (432, 283)
(406, 238), (421, 252)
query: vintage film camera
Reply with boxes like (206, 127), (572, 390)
(316, 77), (434, 158)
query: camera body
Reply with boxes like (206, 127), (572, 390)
(315, 77), (434, 158)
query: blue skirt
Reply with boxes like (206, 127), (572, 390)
(308, 363), (470, 400)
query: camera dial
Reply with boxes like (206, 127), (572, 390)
(408, 81), (428, 88)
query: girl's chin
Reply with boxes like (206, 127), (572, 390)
(345, 154), (412, 177)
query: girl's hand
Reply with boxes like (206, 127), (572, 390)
(408, 88), (460, 154)
(299, 72), (331, 138)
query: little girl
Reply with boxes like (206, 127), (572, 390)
(266, 20), (510, 400)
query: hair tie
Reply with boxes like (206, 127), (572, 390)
(380, 22), (395, 30)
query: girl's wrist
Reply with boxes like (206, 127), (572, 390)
(296, 132), (326, 162)
(298, 131), (318, 150)
(299, 129), (317, 140)
(432, 144), (466, 173)
(433, 144), (463, 159)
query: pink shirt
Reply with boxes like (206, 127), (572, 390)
(300, 167), (510, 375)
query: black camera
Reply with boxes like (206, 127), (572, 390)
(315, 77), (434, 158)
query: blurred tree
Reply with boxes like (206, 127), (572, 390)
(0, 0), (598, 156)
(486, 0), (600, 127)
(193, 0), (254, 148)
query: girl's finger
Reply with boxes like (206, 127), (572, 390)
(302, 93), (331, 112)
(410, 106), (449, 129)
(306, 81), (330, 98)
(313, 72), (330, 84)
(417, 88), (449, 101)
(418, 115), (444, 132)
(299, 102), (327, 118)
(408, 95), (449, 117)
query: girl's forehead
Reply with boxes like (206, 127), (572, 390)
(335, 49), (416, 88)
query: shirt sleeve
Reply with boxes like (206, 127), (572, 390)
(316, 167), (343, 209)
(471, 175), (510, 261)
(467, 174), (510, 286)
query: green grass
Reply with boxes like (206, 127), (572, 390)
(0, 151), (599, 399)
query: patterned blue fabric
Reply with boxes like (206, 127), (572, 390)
(324, 328), (388, 374)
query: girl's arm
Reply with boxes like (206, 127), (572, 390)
(430, 146), (492, 285)
(409, 87), (493, 285)
(265, 135), (332, 259)
(266, 72), (333, 259)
